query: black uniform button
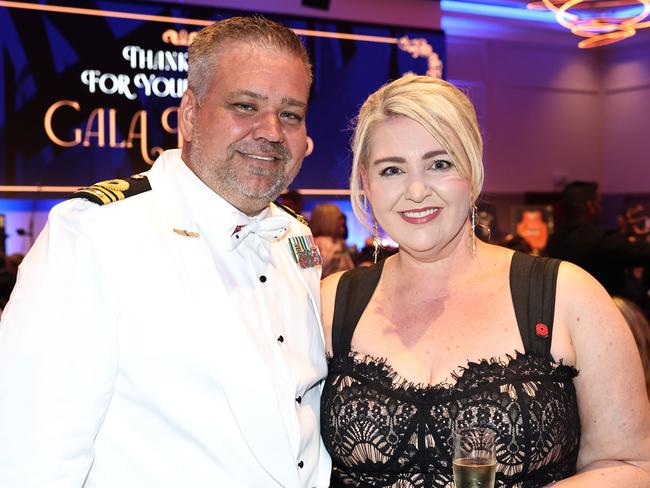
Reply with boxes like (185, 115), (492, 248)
(295, 396), (302, 404)
(298, 460), (304, 469)
(277, 335), (284, 343)
(259, 275), (267, 283)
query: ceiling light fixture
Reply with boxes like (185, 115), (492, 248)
(527, 0), (650, 47)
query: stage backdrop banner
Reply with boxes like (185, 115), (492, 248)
(0, 0), (445, 193)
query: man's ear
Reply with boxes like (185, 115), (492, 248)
(305, 136), (314, 157)
(179, 89), (198, 143)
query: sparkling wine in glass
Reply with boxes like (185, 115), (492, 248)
(452, 427), (496, 488)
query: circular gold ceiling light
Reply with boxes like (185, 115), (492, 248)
(527, 0), (650, 47)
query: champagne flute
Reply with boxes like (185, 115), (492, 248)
(452, 427), (496, 488)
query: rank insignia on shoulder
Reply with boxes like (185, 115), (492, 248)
(71, 174), (152, 205)
(289, 235), (323, 269)
(275, 201), (309, 226)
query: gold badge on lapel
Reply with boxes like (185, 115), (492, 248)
(173, 228), (200, 238)
(289, 235), (322, 269)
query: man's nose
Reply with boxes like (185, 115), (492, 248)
(253, 112), (283, 143)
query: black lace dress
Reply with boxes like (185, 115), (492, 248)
(321, 252), (580, 487)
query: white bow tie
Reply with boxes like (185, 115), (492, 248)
(229, 215), (291, 250)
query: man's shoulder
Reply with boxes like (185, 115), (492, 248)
(549, 223), (604, 245)
(47, 173), (158, 232)
(273, 202), (310, 230)
(69, 174), (153, 207)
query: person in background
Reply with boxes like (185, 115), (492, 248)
(0, 253), (16, 316)
(320, 74), (650, 487)
(499, 233), (533, 254)
(310, 203), (354, 277)
(613, 296), (650, 399)
(618, 203), (650, 241)
(515, 209), (549, 255)
(5, 253), (24, 275)
(0, 16), (330, 488)
(310, 202), (348, 241)
(546, 181), (650, 304)
(617, 203), (650, 317)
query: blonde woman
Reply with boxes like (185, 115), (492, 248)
(320, 74), (650, 487)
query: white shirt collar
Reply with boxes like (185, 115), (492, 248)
(173, 154), (273, 251)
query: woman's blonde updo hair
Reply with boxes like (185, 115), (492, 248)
(350, 74), (484, 230)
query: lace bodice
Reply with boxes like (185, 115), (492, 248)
(323, 351), (579, 487)
(321, 253), (581, 487)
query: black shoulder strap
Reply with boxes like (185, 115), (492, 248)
(509, 252), (561, 358)
(331, 260), (385, 356)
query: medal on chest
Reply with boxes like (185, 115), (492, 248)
(288, 235), (323, 269)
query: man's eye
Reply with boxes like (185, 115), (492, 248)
(379, 166), (402, 177)
(280, 111), (303, 122)
(232, 103), (256, 112)
(431, 159), (452, 170)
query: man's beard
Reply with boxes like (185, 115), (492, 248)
(225, 140), (294, 200)
(189, 130), (301, 203)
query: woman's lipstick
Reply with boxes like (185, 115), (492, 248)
(398, 206), (441, 224)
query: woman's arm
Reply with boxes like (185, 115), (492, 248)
(553, 261), (650, 487)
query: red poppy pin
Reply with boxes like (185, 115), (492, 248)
(535, 322), (549, 338)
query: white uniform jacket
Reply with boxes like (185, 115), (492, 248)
(0, 151), (331, 487)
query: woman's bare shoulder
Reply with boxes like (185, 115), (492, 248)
(555, 260), (617, 320)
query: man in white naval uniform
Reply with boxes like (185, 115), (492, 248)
(0, 16), (331, 488)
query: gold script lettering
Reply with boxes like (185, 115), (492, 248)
(82, 108), (105, 147)
(44, 100), (82, 147)
(126, 110), (155, 165)
(108, 109), (127, 148)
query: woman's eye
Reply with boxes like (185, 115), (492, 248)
(379, 166), (403, 177)
(431, 159), (452, 170)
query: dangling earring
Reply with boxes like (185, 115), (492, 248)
(372, 220), (381, 264)
(471, 204), (477, 256)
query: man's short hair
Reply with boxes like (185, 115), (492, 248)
(188, 16), (312, 102)
(561, 181), (599, 219)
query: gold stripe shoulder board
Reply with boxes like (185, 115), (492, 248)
(275, 201), (309, 226)
(70, 174), (152, 206)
